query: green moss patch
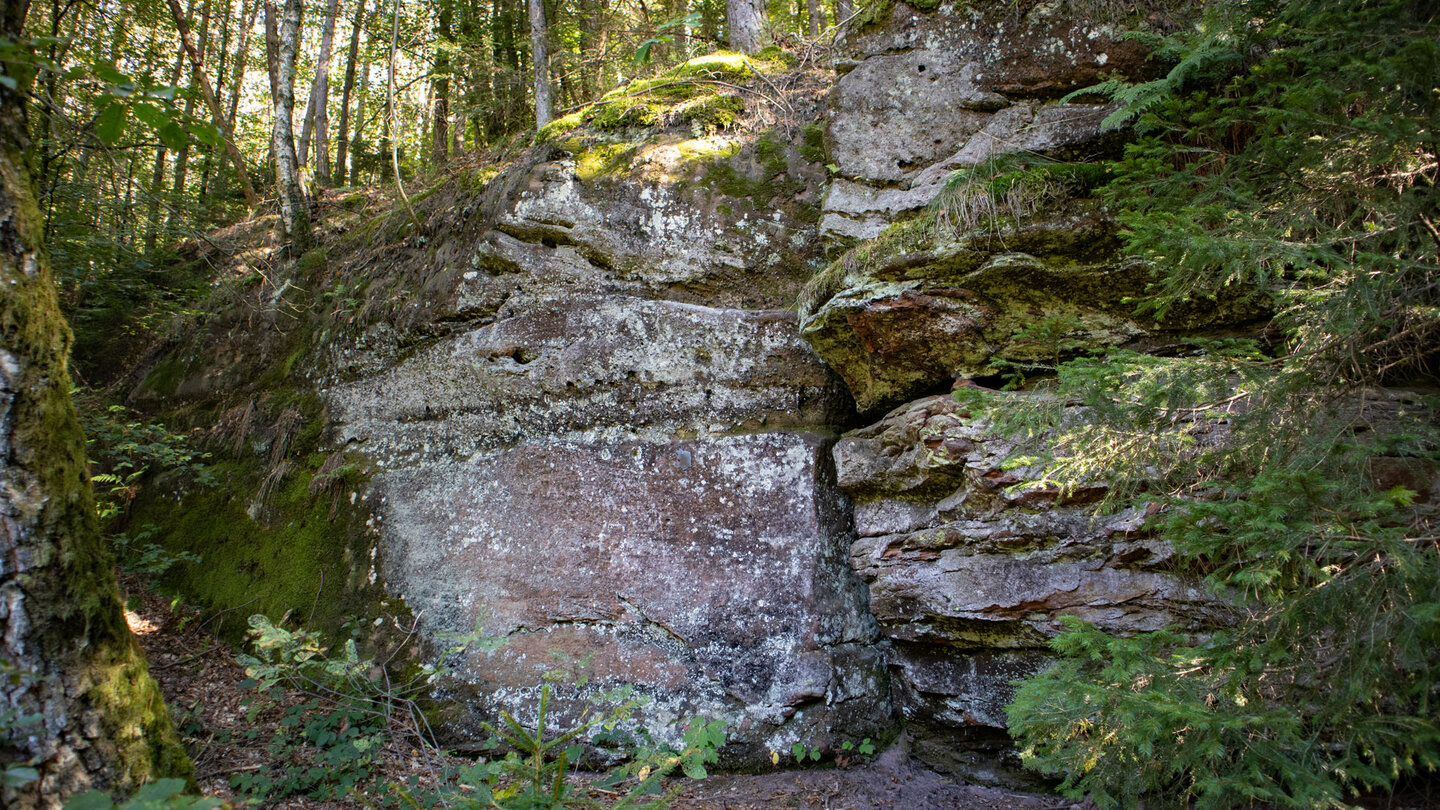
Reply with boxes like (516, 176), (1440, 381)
(799, 124), (827, 164)
(536, 110), (587, 142)
(674, 94), (746, 134)
(88, 641), (197, 792)
(133, 455), (388, 641)
(573, 142), (641, 181)
(569, 51), (783, 133)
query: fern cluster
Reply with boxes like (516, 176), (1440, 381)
(990, 1), (1440, 806)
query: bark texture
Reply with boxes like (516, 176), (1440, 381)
(527, 0), (553, 128)
(335, 0), (366, 182)
(266, 0), (311, 253)
(300, 0), (340, 184)
(431, 0), (452, 165)
(0, 1), (192, 806)
(725, 0), (767, 53)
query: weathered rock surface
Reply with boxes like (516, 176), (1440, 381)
(323, 153), (890, 760)
(799, 217), (1157, 414)
(822, 1), (1145, 240)
(834, 394), (1218, 782)
(129, 0), (1243, 787)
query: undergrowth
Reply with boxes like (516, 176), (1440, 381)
(221, 613), (725, 809)
(985, 1), (1440, 807)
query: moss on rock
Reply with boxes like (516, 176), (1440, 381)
(131, 451), (389, 641)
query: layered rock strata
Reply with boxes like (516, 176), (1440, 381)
(325, 155), (891, 761)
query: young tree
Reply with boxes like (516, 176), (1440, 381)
(299, 0), (340, 184)
(527, 0), (552, 128)
(335, 0), (367, 183)
(265, 0), (310, 253)
(431, 0), (453, 164)
(0, 1), (193, 805)
(725, 0), (767, 53)
(165, 0), (260, 207)
(806, 0), (822, 37)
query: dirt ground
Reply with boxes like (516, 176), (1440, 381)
(127, 583), (1081, 810)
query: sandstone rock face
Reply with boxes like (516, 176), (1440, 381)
(133, 2), (1236, 786)
(798, 218), (1162, 415)
(822, 1), (1143, 240)
(834, 394), (1217, 782)
(325, 155), (891, 761)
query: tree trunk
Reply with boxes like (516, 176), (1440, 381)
(146, 44), (188, 253)
(576, 0), (602, 101)
(806, 0), (822, 37)
(335, 0), (367, 183)
(725, 0), (766, 53)
(198, 0), (235, 203)
(164, 0), (259, 207)
(431, 0), (452, 165)
(170, 0), (212, 213)
(225, 0), (259, 136)
(0, 2), (194, 807)
(460, 0), (490, 147)
(835, 0), (851, 27)
(265, 0), (310, 253)
(527, 0), (552, 129)
(298, 0), (339, 183)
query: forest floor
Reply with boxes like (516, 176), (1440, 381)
(125, 582), (1086, 810)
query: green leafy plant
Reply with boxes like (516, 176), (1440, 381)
(0, 661), (42, 789)
(230, 696), (387, 801)
(63, 779), (222, 810)
(789, 741), (821, 763)
(231, 614), (449, 803)
(424, 683), (725, 810)
(81, 402), (215, 522)
(836, 738), (875, 768)
(110, 524), (202, 576)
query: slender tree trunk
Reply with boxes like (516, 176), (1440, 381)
(351, 58), (371, 184)
(0, 1), (194, 806)
(265, 0), (310, 253)
(385, 0), (418, 227)
(307, 0), (341, 184)
(335, 0), (367, 183)
(146, 45), (188, 253)
(171, 0), (212, 213)
(835, 0), (851, 27)
(577, 0), (601, 100)
(165, 0), (259, 206)
(431, 0), (452, 164)
(527, 0), (551, 128)
(725, 0), (766, 52)
(199, 0), (235, 202)
(144, 146), (168, 254)
(806, 0), (822, 37)
(699, 0), (718, 43)
(225, 0), (259, 135)
(461, 0), (491, 146)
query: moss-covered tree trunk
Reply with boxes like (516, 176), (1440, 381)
(0, 0), (193, 805)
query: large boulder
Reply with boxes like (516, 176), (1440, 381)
(821, 0), (1146, 240)
(324, 156), (892, 761)
(834, 394), (1219, 783)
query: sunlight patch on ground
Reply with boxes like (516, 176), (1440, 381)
(125, 610), (161, 635)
